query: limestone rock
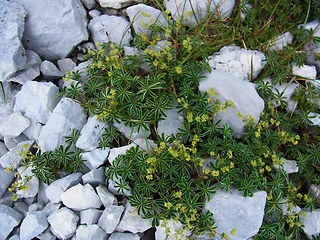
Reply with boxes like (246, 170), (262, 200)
(301, 209), (320, 239)
(109, 232), (140, 240)
(4, 134), (29, 150)
(43, 202), (61, 217)
(97, 0), (142, 9)
(57, 58), (77, 75)
(0, 204), (23, 239)
(12, 0), (89, 61)
(40, 61), (64, 80)
(13, 202), (29, 218)
(98, 205), (124, 234)
(82, 148), (110, 170)
(81, 0), (96, 9)
(80, 209), (103, 225)
(20, 211), (48, 240)
(274, 160), (299, 174)
(75, 224), (108, 240)
(82, 167), (106, 186)
(292, 63), (317, 80)
(108, 143), (136, 164)
(96, 185), (118, 207)
(156, 219), (190, 240)
(0, 166), (15, 198)
(157, 107), (184, 138)
(0, 111), (30, 138)
(0, 1), (27, 81)
(28, 202), (45, 212)
(268, 32), (293, 51)
(113, 121), (151, 141)
(308, 112), (320, 126)
(279, 199), (301, 216)
(16, 166), (39, 199)
(108, 176), (132, 196)
(36, 228), (56, 240)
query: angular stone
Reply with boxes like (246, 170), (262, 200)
(75, 224), (108, 240)
(61, 183), (102, 211)
(0, 111), (30, 138)
(0, 1), (27, 81)
(16, 166), (39, 199)
(28, 202), (45, 212)
(82, 148), (110, 170)
(89, 9), (101, 19)
(113, 121), (150, 141)
(38, 98), (86, 152)
(13, 201), (29, 218)
(204, 187), (267, 240)
(57, 58), (77, 75)
(0, 204), (23, 239)
(208, 45), (266, 81)
(43, 202), (61, 217)
(108, 176), (132, 196)
(199, 70), (264, 138)
(48, 207), (79, 239)
(37, 182), (49, 205)
(0, 142), (8, 157)
(157, 107), (184, 138)
(45, 172), (82, 203)
(81, 0), (96, 9)
(89, 15), (132, 46)
(96, 185), (117, 207)
(36, 228), (56, 240)
(82, 167), (106, 186)
(268, 32), (293, 51)
(108, 143), (135, 164)
(97, 0), (142, 9)
(76, 115), (108, 151)
(166, 0), (235, 26)
(20, 211), (48, 240)
(71, 61), (90, 83)
(274, 160), (299, 174)
(98, 205), (124, 234)
(40, 61), (64, 80)
(156, 219), (190, 240)
(301, 209), (320, 239)
(279, 199), (301, 216)
(0, 166), (15, 198)
(308, 112), (320, 126)
(80, 208), (103, 225)
(11, 0), (89, 61)
(14, 81), (60, 124)
(4, 134), (29, 151)
(109, 232), (140, 240)
(292, 63), (317, 79)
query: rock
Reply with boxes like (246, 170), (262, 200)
(61, 183), (102, 211)
(0, 111), (30, 138)
(82, 167), (106, 186)
(292, 63), (317, 79)
(36, 228), (56, 240)
(4, 134), (29, 150)
(14, 81), (60, 124)
(12, 0), (89, 61)
(156, 219), (190, 240)
(165, 0), (235, 26)
(23, 120), (43, 141)
(0, 141), (9, 157)
(0, 140), (34, 169)
(16, 166), (39, 199)
(81, 0), (96, 9)
(0, 203), (23, 239)
(157, 107), (184, 138)
(309, 184), (320, 208)
(96, 185), (118, 207)
(274, 160), (299, 174)
(301, 209), (320, 239)
(45, 172), (82, 203)
(0, 166), (15, 198)
(0, 1), (27, 82)
(13, 201), (29, 218)
(108, 143), (136, 164)
(116, 202), (152, 233)
(20, 211), (48, 240)
(43, 202), (61, 217)
(8, 235), (20, 240)
(98, 0), (143, 9)
(126, 4), (168, 37)
(47, 207), (79, 239)
(82, 148), (110, 170)
(89, 15), (132, 46)
(71, 61), (90, 83)
(38, 98), (86, 152)
(75, 224), (108, 240)
(208, 45), (266, 81)
(108, 176), (132, 196)
(279, 199), (301, 216)
(268, 32), (293, 51)
(89, 9), (101, 19)
(132, 138), (157, 153)
(40, 61), (64, 80)
(76, 115), (108, 151)
(80, 209), (103, 225)
(199, 70), (265, 138)
(109, 232), (140, 240)
(204, 187), (267, 240)
(113, 121), (151, 141)
(28, 202), (45, 212)
(57, 58), (77, 75)
(308, 112), (320, 126)
(98, 205), (124, 234)
(37, 182), (50, 205)
(0, 191), (15, 207)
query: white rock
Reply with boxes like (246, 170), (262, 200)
(97, 0), (142, 9)
(36, 228), (56, 240)
(98, 205), (124, 234)
(96, 185), (118, 207)
(0, 142), (8, 157)
(116, 202), (152, 233)
(0, 140), (34, 169)
(157, 107), (184, 138)
(57, 58), (77, 75)
(37, 98), (86, 152)
(28, 202), (45, 212)
(204, 187), (267, 240)
(82, 167), (106, 186)
(0, 1), (27, 82)
(81, 0), (96, 9)
(11, 0), (89, 61)
(108, 176), (132, 196)
(45, 172), (82, 203)
(14, 81), (60, 124)
(108, 143), (136, 164)
(113, 121), (151, 141)
(208, 45), (266, 81)
(132, 138), (157, 153)
(109, 232), (140, 240)
(20, 211), (48, 240)
(0, 204), (23, 239)
(274, 160), (299, 174)
(279, 199), (301, 216)
(4, 134), (29, 150)
(126, 4), (168, 37)
(43, 202), (61, 217)
(166, 0), (235, 26)
(80, 209), (103, 225)
(75, 224), (108, 240)
(308, 112), (320, 126)
(0, 166), (15, 198)
(199, 70), (264, 138)
(292, 63), (317, 79)
(0, 111), (30, 138)
(71, 61), (90, 83)
(301, 209), (320, 239)
(89, 9), (101, 19)
(268, 32), (293, 51)
(82, 148), (110, 170)
(16, 166), (39, 199)
(156, 219), (190, 240)
(40, 61), (64, 80)
(61, 183), (102, 211)
(48, 207), (79, 239)
(37, 182), (49, 205)
(89, 15), (132, 46)
(76, 115), (108, 151)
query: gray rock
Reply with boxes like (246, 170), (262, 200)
(98, 205), (124, 234)
(57, 58), (77, 75)
(204, 187), (267, 240)
(75, 224), (108, 240)
(0, 1), (27, 82)
(14, 81), (60, 124)
(45, 172), (82, 203)
(61, 183), (102, 211)
(0, 203), (23, 239)
(43, 202), (61, 217)
(37, 182), (49, 205)
(274, 160), (299, 174)
(113, 121), (150, 141)
(166, 0), (235, 26)
(0, 140), (34, 169)
(96, 185), (117, 207)
(82, 167), (106, 186)
(16, 166), (39, 199)
(199, 70), (264, 138)
(28, 202), (45, 212)
(156, 219), (190, 240)
(20, 211), (48, 240)
(301, 209), (320, 239)
(81, 0), (96, 9)
(109, 232), (140, 240)
(12, 0), (89, 61)
(8, 234), (20, 240)
(0, 141), (8, 157)
(308, 112), (320, 126)
(157, 107), (184, 138)
(279, 198), (301, 216)
(23, 120), (43, 141)
(4, 134), (29, 151)
(108, 176), (132, 196)
(268, 32), (293, 51)
(38, 98), (86, 152)
(80, 208), (103, 225)
(71, 61), (90, 83)
(40, 61), (64, 80)
(0, 191), (15, 207)
(132, 138), (157, 153)
(89, 10), (101, 19)
(76, 115), (108, 151)
(13, 201), (29, 218)
(89, 15), (132, 46)
(0, 166), (14, 198)
(47, 207), (79, 239)
(116, 202), (152, 233)
(36, 228), (56, 240)
(82, 148), (110, 170)
(208, 45), (266, 81)
(292, 63), (317, 79)
(97, 0), (142, 9)
(108, 143), (136, 164)
(0, 111), (30, 138)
